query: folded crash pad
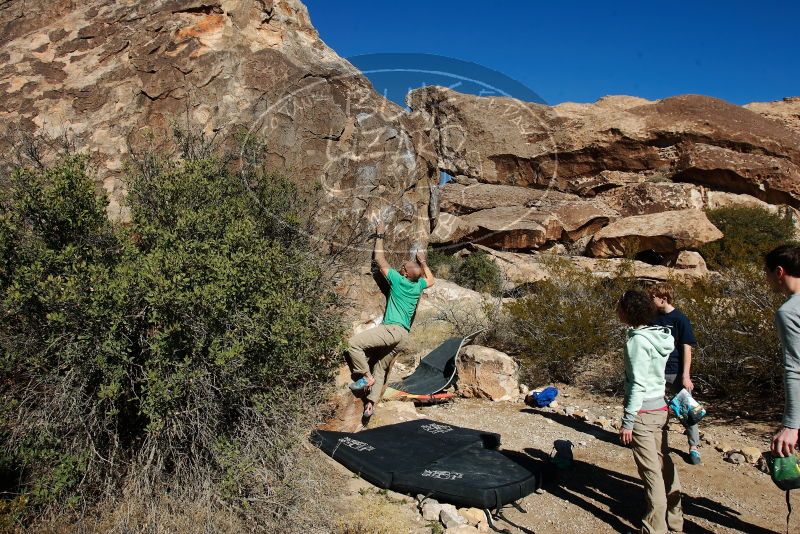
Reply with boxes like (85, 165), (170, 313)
(388, 330), (481, 396)
(311, 418), (539, 509)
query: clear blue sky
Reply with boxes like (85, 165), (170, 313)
(304, 0), (799, 106)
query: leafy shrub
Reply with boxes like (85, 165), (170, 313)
(504, 258), (631, 385)
(454, 251), (503, 296)
(504, 255), (787, 401)
(427, 248), (503, 296)
(701, 206), (796, 269)
(427, 248), (460, 279)
(0, 143), (343, 529)
(676, 265), (784, 396)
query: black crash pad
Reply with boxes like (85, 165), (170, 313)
(388, 330), (481, 396)
(311, 419), (539, 509)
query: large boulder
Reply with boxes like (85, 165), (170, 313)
(475, 246), (710, 284)
(599, 182), (705, 216)
(457, 206), (562, 249)
(456, 345), (518, 401)
(440, 182), (581, 214)
(434, 182), (615, 249)
(408, 86), (800, 207)
(588, 209), (723, 258)
(0, 0), (435, 254)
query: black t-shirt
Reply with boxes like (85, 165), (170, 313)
(651, 308), (697, 375)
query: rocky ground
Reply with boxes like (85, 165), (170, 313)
(327, 386), (795, 534)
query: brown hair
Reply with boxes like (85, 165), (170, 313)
(647, 282), (674, 304)
(618, 289), (657, 326)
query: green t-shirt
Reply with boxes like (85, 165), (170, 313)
(383, 268), (427, 331)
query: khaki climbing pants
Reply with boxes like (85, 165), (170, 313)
(346, 324), (408, 404)
(631, 411), (683, 534)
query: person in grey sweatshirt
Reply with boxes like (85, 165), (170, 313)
(765, 245), (800, 457)
(617, 289), (683, 534)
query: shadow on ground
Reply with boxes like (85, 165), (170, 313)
(516, 409), (778, 534)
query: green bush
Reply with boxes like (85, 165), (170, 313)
(504, 258), (631, 385)
(454, 251), (503, 296)
(504, 256), (787, 399)
(426, 248), (503, 295)
(427, 248), (460, 280)
(0, 146), (343, 527)
(701, 206), (796, 269)
(676, 265), (784, 396)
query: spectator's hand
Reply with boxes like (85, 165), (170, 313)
(682, 375), (694, 392)
(771, 427), (799, 457)
(619, 428), (633, 446)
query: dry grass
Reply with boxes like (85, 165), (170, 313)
(332, 489), (421, 534)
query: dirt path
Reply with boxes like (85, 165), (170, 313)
(398, 388), (795, 534)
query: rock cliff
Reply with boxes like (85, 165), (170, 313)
(0, 0), (436, 257)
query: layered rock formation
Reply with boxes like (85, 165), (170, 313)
(410, 86), (800, 276)
(0, 0), (436, 256)
(410, 86), (800, 206)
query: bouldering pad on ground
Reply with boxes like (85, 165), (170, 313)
(311, 418), (539, 509)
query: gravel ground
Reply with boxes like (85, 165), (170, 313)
(402, 388), (793, 534)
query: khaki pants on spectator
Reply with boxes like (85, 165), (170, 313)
(631, 411), (683, 534)
(346, 324), (408, 404)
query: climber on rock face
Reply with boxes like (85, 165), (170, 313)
(345, 221), (434, 419)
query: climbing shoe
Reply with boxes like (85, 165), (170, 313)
(348, 377), (370, 392)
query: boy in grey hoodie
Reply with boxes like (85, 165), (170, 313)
(617, 289), (683, 534)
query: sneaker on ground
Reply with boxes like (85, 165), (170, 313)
(689, 450), (702, 465)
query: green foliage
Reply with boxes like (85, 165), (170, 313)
(701, 206), (796, 269)
(504, 256), (786, 399)
(504, 258), (631, 385)
(454, 251), (503, 296)
(427, 248), (460, 280)
(0, 146), (343, 525)
(427, 248), (503, 296)
(676, 265), (784, 395)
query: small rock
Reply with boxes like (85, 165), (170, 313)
(549, 400), (560, 409)
(724, 451), (746, 465)
(716, 442), (734, 454)
(421, 499), (442, 521)
(565, 407), (576, 417)
(740, 446), (762, 464)
(578, 441), (587, 447)
(572, 410), (590, 422)
(611, 419), (622, 430)
(445, 525), (481, 534)
(519, 384), (530, 395)
(440, 504), (466, 528)
(458, 507), (486, 527)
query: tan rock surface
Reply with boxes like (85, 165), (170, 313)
(409, 86), (800, 207)
(588, 209), (723, 258)
(473, 246), (710, 284)
(0, 0), (435, 253)
(456, 345), (519, 401)
(744, 97), (800, 136)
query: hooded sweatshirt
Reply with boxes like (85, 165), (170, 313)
(622, 326), (675, 430)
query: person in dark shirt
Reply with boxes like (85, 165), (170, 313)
(648, 282), (701, 464)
